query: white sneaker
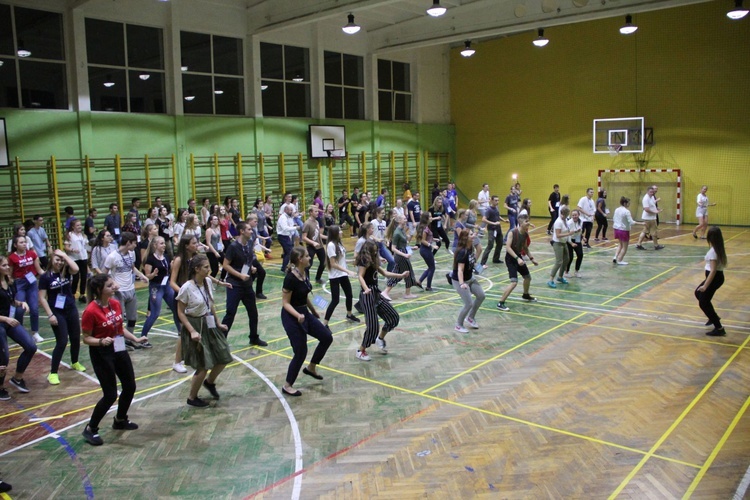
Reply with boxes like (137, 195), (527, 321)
(617, 261), (629, 266)
(356, 349), (371, 361)
(33, 333), (44, 342)
(574, 272), (582, 278)
(376, 337), (388, 354)
(172, 361), (188, 374)
(455, 325), (469, 333)
(466, 317), (479, 329)
(380, 292), (392, 302)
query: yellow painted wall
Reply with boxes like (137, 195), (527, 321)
(450, 0), (750, 226)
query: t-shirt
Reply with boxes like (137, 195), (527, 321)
(0, 282), (17, 317)
(359, 266), (379, 289)
(145, 253), (171, 284)
(104, 249), (136, 292)
(81, 299), (124, 339)
(641, 194), (657, 221)
(84, 217), (97, 238)
(567, 218), (583, 243)
(90, 245), (116, 273)
(477, 190), (490, 211)
(407, 199), (421, 223)
(327, 242), (348, 280)
(27, 227), (48, 257)
(548, 191), (560, 211)
(429, 207), (444, 231)
(39, 271), (75, 310)
(282, 271), (312, 307)
(356, 205), (369, 225)
(373, 218), (387, 240)
(505, 194), (519, 216)
(224, 239), (255, 286)
(552, 217), (570, 243)
(9, 250), (38, 279)
(451, 248), (475, 282)
(176, 279), (215, 317)
(338, 196), (351, 216)
(597, 197), (607, 216)
(577, 196), (596, 223)
(705, 247), (725, 272)
(354, 237), (367, 256)
(613, 206), (635, 231)
(392, 227), (408, 251)
(104, 214), (121, 238)
(67, 232), (89, 260)
(302, 219), (321, 247)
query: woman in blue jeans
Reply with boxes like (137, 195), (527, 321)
(140, 237), (179, 347)
(416, 213), (437, 291)
(0, 254), (37, 400)
(8, 236), (44, 343)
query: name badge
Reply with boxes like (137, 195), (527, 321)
(113, 336), (126, 352)
(556, 201), (560, 208)
(137, 236), (141, 243)
(241, 264), (250, 276)
(226, 231), (232, 239)
(493, 230), (498, 238)
(161, 276), (168, 286)
(114, 228), (121, 235)
(205, 315), (216, 328)
(474, 263), (484, 275)
(54, 295), (66, 309)
(313, 294), (329, 309)
(25, 272), (37, 284)
(9, 305), (16, 318)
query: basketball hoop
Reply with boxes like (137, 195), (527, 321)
(608, 144), (622, 157)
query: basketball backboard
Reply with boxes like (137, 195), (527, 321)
(593, 117), (645, 154)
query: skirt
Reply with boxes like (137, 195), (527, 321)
(180, 315), (233, 371)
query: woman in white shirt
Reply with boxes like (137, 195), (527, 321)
(692, 185), (716, 240)
(548, 207), (578, 288)
(695, 226), (727, 336)
(612, 196), (643, 265)
(564, 209), (584, 278)
(322, 226), (360, 327)
(66, 219), (89, 302)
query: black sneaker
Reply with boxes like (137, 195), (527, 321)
(522, 294), (538, 302)
(706, 328), (726, 337)
(112, 417), (139, 430)
(346, 314), (361, 323)
(9, 377), (29, 393)
(654, 245), (665, 250)
(203, 380), (221, 399)
(0, 388), (10, 401)
(445, 273), (453, 285)
(0, 479), (11, 493)
(187, 397), (210, 408)
(256, 293), (268, 300)
(125, 339), (143, 350)
(82, 425), (104, 446)
(78, 295), (87, 304)
(140, 339), (153, 348)
(249, 338), (268, 347)
(497, 302), (510, 312)
(635, 245), (646, 250)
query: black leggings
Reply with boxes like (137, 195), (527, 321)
(595, 213), (608, 239)
(433, 225), (451, 249)
(88, 345), (136, 431)
(50, 305), (81, 373)
(71, 260), (88, 296)
(547, 209), (559, 232)
(582, 221), (593, 245)
(306, 245), (326, 281)
(325, 276), (353, 321)
(565, 242), (584, 273)
(695, 270), (725, 329)
(207, 250), (225, 278)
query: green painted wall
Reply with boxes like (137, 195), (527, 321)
(450, 0), (750, 226)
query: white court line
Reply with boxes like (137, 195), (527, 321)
(232, 354), (303, 500)
(733, 465), (750, 500)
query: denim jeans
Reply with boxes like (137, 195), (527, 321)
(140, 282), (179, 337)
(0, 319), (37, 377)
(378, 241), (396, 272)
(14, 277), (39, 332)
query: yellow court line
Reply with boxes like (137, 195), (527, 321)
(421, 312), (588, 394)
(601, 266), (677, 306)
(683, 392), (750, 498)
(607, 332), (750, 499)
(725, 230), (748, 243)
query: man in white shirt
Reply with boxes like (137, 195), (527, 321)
(576, 188), (596, 248)
(477, 184), (490, 217)
(276, 204), (297, 271)
(636, 185), (664, 250)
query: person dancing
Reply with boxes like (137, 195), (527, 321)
(415, 212), (437, 291)
(451, 231), (485, 332)
(695, 226), (728, 337)
(322, 225), (360, 327)
(612, 197), (643, 265)
(496, 214), (538, 312)
(355, 241), (408, 360)
(382, 215), (418, 301)
(692, 185), (717, 240)
(280, 247), (333, 396)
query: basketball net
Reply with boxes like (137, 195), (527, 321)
(608, 144), (622, 157)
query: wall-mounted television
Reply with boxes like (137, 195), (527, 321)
(0, 118), (9, 167)
(308, 125), (346, 159)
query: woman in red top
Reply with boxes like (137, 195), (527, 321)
(8, 235), (44, 343)
(80, 274), (148, 446)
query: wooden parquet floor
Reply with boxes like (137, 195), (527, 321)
(1, 224), (749, 499)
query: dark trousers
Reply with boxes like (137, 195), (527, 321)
(434, 226), (451, 249)
(254, 262), (266, 295)
(340, 213), (355, 233)
(582, 221), (593, 245)
(595, 213), (608, 239)
(306, 245), (326, 281)
(548, 209), (559, 232)
(222, 284), (259, 341)
(50, 304), (81, 373)
(695, 270), (725, 329)
(88, 345), (136, 430)
(481, 226), (503, 264)
(71, 260), (88, 296)
(387, 252), (416, 288)
(565, 242), (584, 273)
(207, 250), (225, 278)
(325, 276), (353, 321)
(278, 234), (294, 271)
(281, 308), (332, 386)
(419, 245), (436, 288)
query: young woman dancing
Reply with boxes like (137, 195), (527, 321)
(323, 225), (360, 327)
(382, 215), (418, 301)
(695, 226), (728, 336)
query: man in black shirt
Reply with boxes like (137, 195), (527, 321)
(481, 196), (507, 265)
(547, 184), (560, 235)
(221, 222), (267, 347)
(406, 191), (422, 240)
(338, 189), (355, 235)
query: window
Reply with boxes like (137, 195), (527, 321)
(377, 59), (411, 121)
(324, 51), (364, 119)
(181, 31), (244, 115)
(0, 4), (67, 109)
(85, 18), (165, 113)
(260, 42), (311, 118)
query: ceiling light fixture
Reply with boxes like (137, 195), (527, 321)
(426, 0), (447, 17)
(17, 41), (31, 58)
(184, 95), (195, 101)
(103, 74), (115, 87)
(342, 13), (361, 34)
(261, 84), (269, 90)
(532, 28), (549, 47)
(139, 73), (150, 80)
(214, 89), (224, 95)
(0, 61), (4, 67)
(619, 14), (638, 34)
(460, 40), (475, 58)
(292, 74), (304, 82)
(727, 0), (749, 19)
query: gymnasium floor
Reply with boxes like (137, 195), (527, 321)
(1, 221), (748, 499)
